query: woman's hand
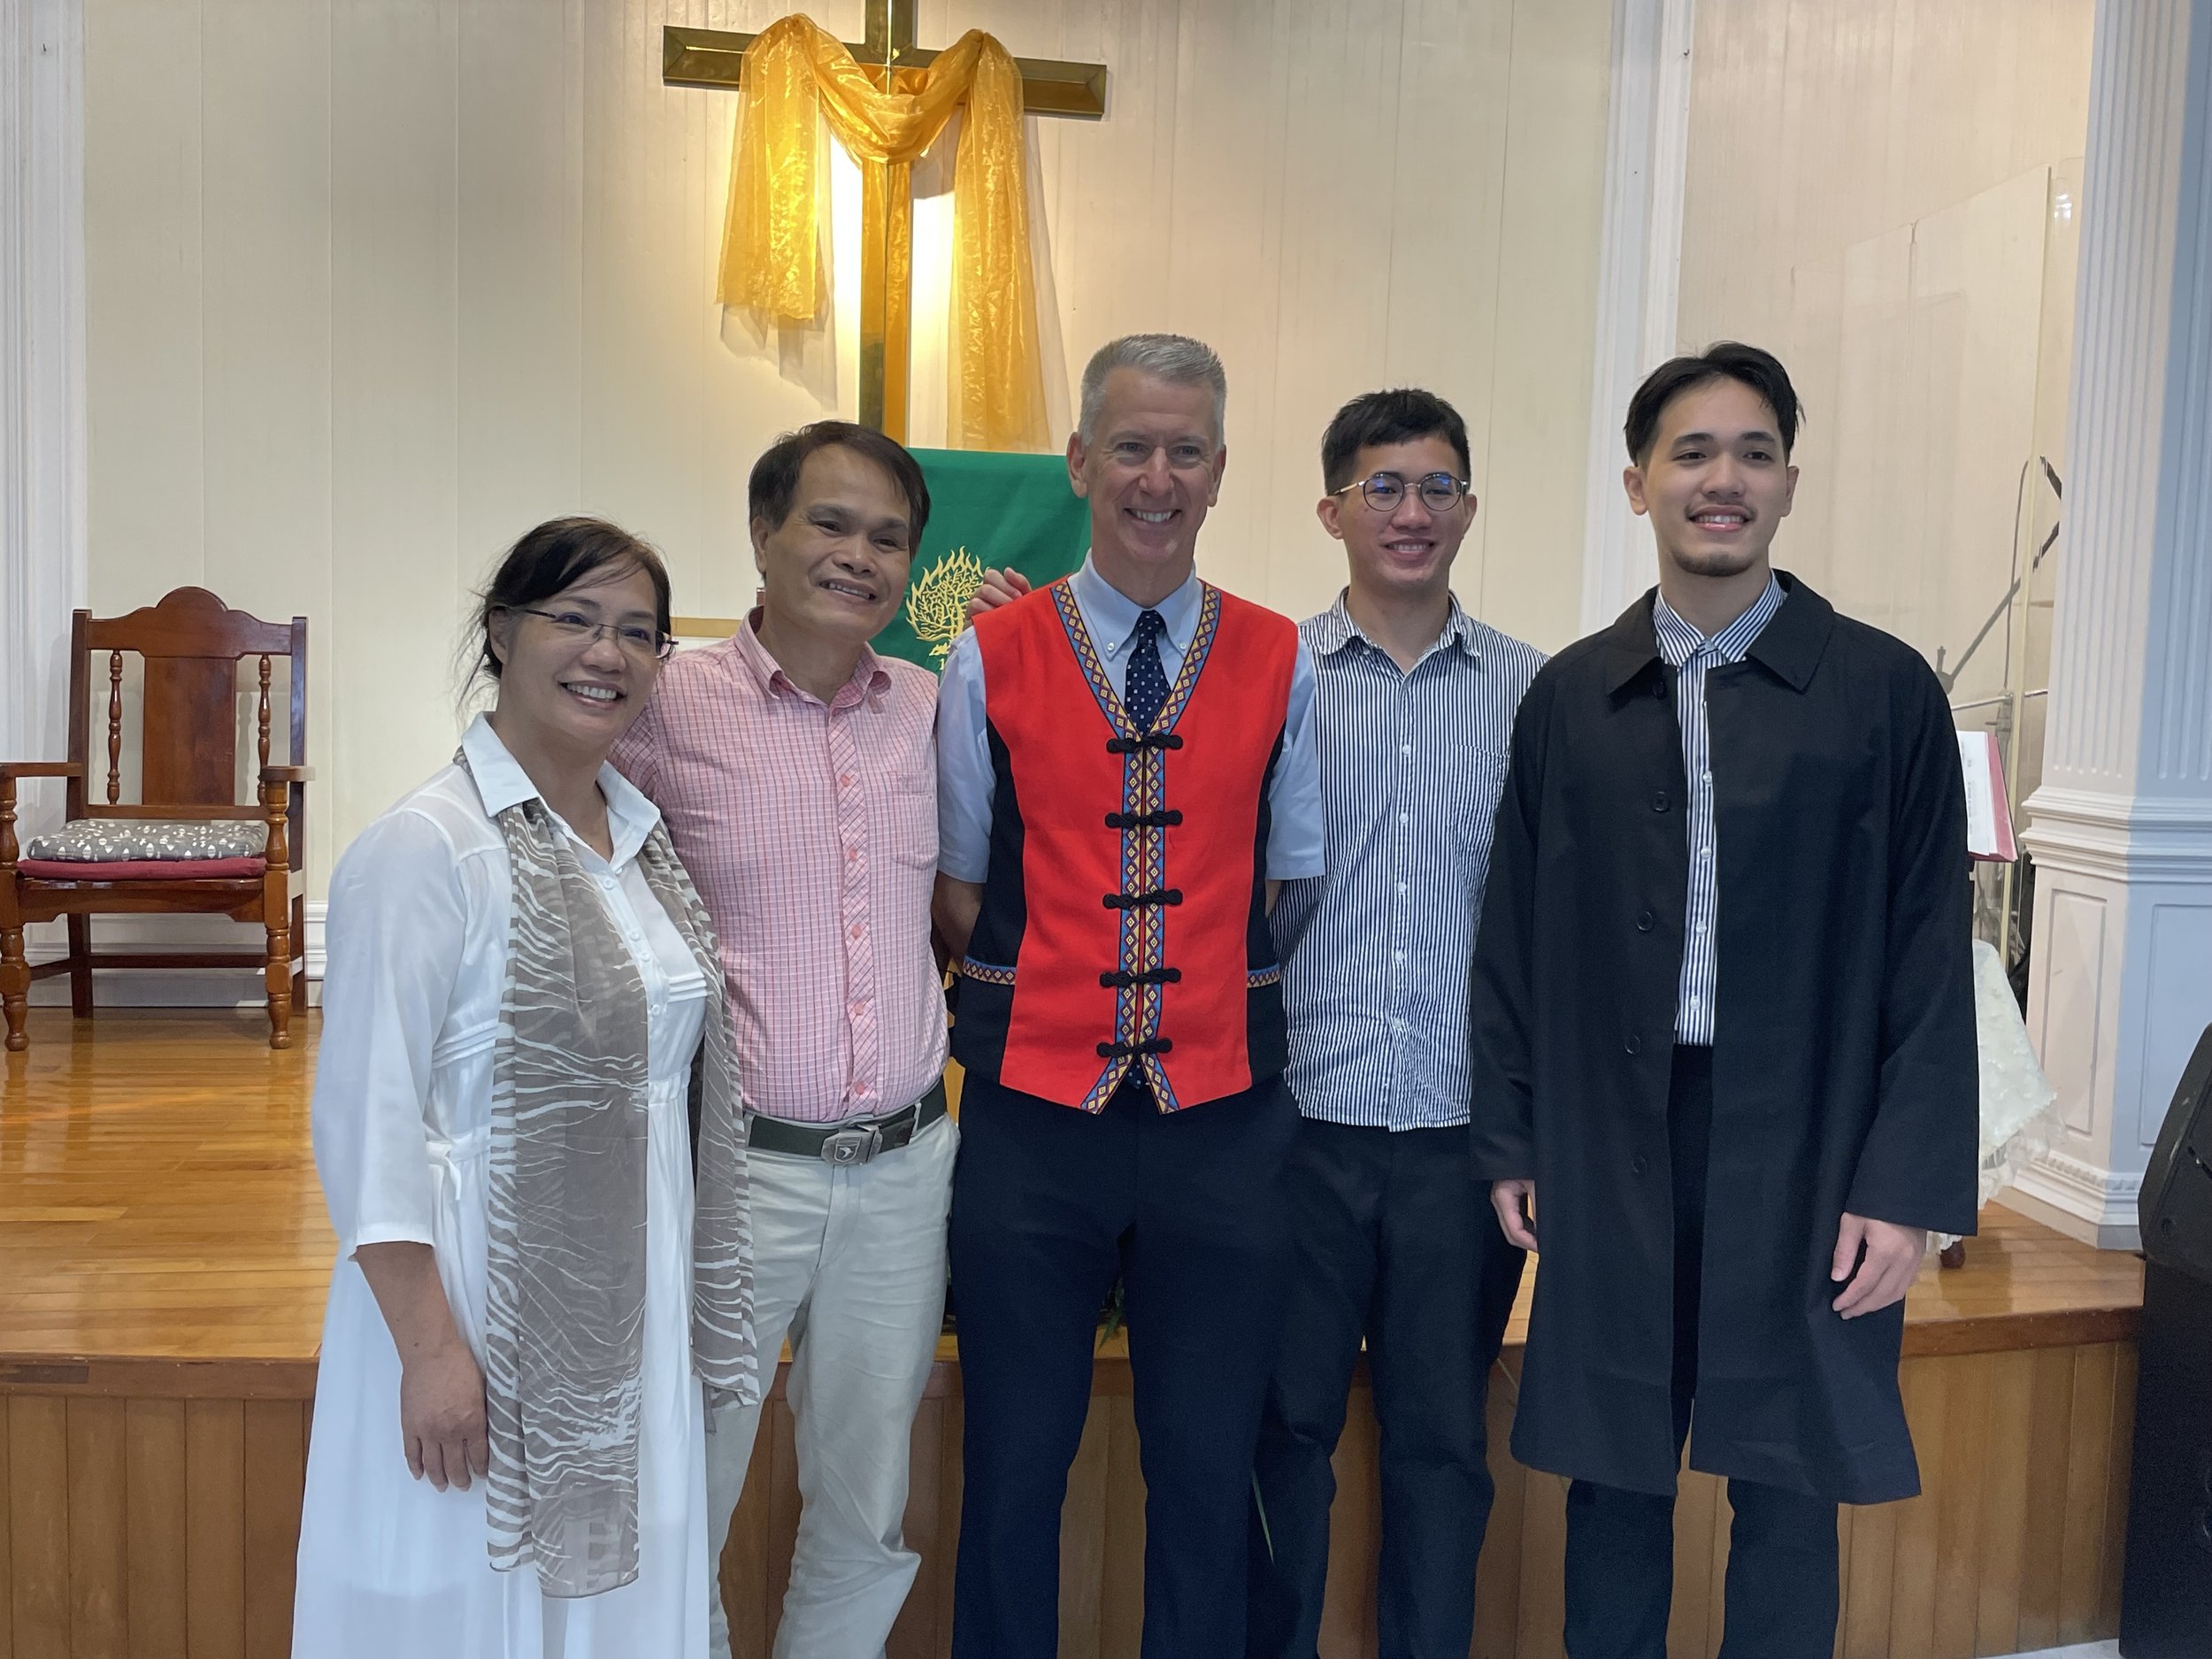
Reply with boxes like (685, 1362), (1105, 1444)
(353, 1240), (488, 1490)
(401, 1339), (490, 1491)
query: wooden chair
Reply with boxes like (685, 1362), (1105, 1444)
(0, 588), (312, 1051)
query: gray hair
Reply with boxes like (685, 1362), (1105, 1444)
(1076, 334), (1228, 444)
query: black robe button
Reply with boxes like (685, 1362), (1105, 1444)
(1651, 791), (1669, 812)
(1636, 910), (1655, 933)
(1624, 1033), (1643, 1056)
(1632, 1155), (1650, 1175)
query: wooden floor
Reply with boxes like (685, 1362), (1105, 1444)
(0, 1009), (2149, 1659)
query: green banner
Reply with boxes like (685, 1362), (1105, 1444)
(871, 448), (1091, 672)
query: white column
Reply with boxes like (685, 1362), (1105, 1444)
(2016, 0), (2212, 1249)
(1578, 0), (1696, 634)
(0, 0), (88, 806)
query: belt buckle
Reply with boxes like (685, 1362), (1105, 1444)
(819, 1124), (882, 1167)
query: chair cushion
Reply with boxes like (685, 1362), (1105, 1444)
(23, 818), (269, 862)
(16, 856), (266, 881)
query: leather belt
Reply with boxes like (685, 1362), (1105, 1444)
(746, 1079), (949, 1167)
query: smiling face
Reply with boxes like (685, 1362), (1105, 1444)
(1317, 435), (1476, 608)
(1067, 367), (1226, 598)
(487, 561), (665, 761)
(752, 442), (917, 649)
(1624, 375), (1799, 581)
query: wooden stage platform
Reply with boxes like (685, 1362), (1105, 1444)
(0, 1010), (2147, 1659)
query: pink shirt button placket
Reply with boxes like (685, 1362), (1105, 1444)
(828, 705), (880, 1110)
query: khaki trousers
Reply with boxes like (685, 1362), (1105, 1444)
(707, 1114), (956, 1659)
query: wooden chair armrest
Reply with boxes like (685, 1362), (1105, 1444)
(0, 764), (79, 869)
(258, 764), (315, 784)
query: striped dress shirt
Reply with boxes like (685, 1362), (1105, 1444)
(1271, 595), (1546, 1130)
(610, 616), (947, 1124)
(1652, 574), (1786, 1045)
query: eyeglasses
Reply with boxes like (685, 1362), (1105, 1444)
(1330, 472), (1474, 513)
(502, 605), (677, 662)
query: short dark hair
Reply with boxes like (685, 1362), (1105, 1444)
(472, 517), (671, 682)
(1624, 342), (1803, 464)
(1080, 334), (1228, 443)
(748, 420), (931, 546)
(1320, 388), (1472, 493)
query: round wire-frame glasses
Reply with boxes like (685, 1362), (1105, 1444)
(1330, 472), (1473, 513)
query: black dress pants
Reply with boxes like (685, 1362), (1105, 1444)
(949, 1071), (1297, 1659)
(1563, 1045), (1839, 1659)
(1247, 1116), (1526, 1658)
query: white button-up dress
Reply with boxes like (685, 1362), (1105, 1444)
(294, 716), (710, 1659)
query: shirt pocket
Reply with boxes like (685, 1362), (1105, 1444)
(883, 770), (940, 869)
(1451, 745), (1512, 877)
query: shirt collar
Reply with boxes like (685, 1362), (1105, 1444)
(732, 608), (891, 707)
(1071, 553), (1203, 657)
(459, 711), (662, 868)
(1652, 572), (1786, 670)
(1310, 590), (1481, 664)
(1602, 569), (1831, 695)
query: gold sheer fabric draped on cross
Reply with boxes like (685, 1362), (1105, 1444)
(718, 13), (1051, 451)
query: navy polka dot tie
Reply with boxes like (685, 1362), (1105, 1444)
(1125, 609), (1169, 732)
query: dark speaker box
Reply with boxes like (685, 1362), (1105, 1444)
(2119, 1021), (2212, 1656)
(2139, 1021), (2212, 1282)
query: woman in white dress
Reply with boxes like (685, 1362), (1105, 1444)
(294, 518), (757, 1659)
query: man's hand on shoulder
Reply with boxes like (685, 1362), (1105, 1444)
(966, 566), (1033, 618)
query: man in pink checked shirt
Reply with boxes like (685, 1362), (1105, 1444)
(611, 420), (968, 1659)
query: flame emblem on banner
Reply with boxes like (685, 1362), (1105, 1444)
(906, 546), (987, 657)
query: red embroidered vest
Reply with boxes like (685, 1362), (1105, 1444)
(950, 578), (1294, 1111)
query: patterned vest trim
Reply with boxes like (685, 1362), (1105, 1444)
(952, 577), (1293, 1111)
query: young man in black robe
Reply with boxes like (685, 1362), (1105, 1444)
(1469, 342), (1978, 1657)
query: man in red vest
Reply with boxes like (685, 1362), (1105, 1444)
(933, 333), (1324, 1657)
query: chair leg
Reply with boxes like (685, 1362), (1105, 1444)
(65, 914), (93, 1018)
(264, 913), (293, 1050)
(291, 894), (308, 1010)
(2, 916), (27, 1053)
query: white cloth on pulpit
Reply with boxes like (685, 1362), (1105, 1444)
(292, 718), (710, 1659)
(1947, 937), (2062, 1248)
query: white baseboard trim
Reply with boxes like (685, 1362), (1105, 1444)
(2004, 1148), (2143, 1251)
(23, 900), (325, 1009)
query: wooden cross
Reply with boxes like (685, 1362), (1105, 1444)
(664, 2), (1106, 442)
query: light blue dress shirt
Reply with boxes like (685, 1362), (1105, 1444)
(1271, 595), (1546, 1130)
(935, 555), (1325, 884)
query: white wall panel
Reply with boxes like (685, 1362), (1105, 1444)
(457, 0), (586, 582)
(83, 0), (204, 591)
(1479, 0), (1615, 649)
(327, 0), (463, 862)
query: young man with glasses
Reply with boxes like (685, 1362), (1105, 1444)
(934, 334), (1324, 1657)
(611, 421), (952, 1659)
(1471, 344), (1977, 1656)
(1246, 388), (1541, 1659)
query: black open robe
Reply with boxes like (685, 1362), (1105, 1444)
(1469, 572), (1978, 1504)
